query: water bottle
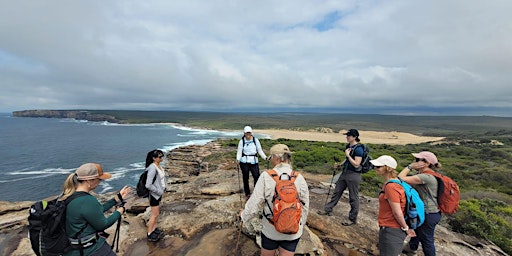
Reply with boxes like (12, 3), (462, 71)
(408, 203), (418, 229)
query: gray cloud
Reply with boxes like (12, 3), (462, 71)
(1, 0), (511, 115)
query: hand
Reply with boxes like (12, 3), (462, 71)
(345, 148), (352, 157)
(120, 185), (131, 199)
(117, 206), (125, 215)
(407, 229), (416, 237)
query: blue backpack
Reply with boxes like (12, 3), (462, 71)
(386, 179), (425, 229)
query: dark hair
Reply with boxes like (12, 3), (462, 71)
(145, 149), (164, 168)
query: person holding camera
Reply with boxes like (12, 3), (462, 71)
(62, 163), (131, 256)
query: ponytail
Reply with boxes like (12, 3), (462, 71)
(61, 173), (78, 200)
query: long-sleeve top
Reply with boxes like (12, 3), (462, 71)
(241, 163), (309, 241)
(65, 192), (120, 256)
(145, 163), (166, 199)
(236, 136), (267, 164)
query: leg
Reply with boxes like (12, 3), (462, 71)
(346, 172), (361, 222)
(416, 212), (442, 256)
(147, 205), (160, 234)
(277, 247), (295, 256)
(378, 227), (407, 256)
(240, 163), (251, 196)
(324, 174), (348, 212)
(250, 163), (260, 186)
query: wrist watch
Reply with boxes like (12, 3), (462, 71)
(401, 226), (409, 232)
(407, 165), (413, 170)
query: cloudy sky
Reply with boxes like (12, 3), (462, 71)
(1, 1), (511, 116)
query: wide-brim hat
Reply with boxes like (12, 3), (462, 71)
(76, 163), (112, 180)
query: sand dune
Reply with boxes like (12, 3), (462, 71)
(255, 129), (444, 145)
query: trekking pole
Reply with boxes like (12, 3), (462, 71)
(111, 216), (122, 252)
(236, 162), (243, 208)
(234, 217), (243, 254)
(325, 157), (340, 206)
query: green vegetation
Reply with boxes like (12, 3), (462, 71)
(218, 137), (512, 254)
(91, 110), (512, 253)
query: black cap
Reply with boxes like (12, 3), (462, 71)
(343, 129), (359, 137)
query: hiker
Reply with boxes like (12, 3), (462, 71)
(240, 144), (309, 256)
(399, 151), (442, 256)
(236, 125), (267, 200)
(62, 163), (130, 256)
(372, 155), (416, 256)
(145, 149), (166, 242)
(318, 128), (363, 226)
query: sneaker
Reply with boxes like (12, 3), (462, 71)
(317, 210), (333, 216)
(342, 220), (357, 226)
(153, 228), (162, 234)
(402, 243), (418, 256)
(147, 231), (161, 242)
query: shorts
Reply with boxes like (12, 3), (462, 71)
(149, 194), (162, 206)
(261, 233), (299, 252)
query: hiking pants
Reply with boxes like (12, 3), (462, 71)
(408, 212), (442, 256)
(240, 162), (260, 196)
(324, 171), (361, 221)
(378, 226), (407, 256)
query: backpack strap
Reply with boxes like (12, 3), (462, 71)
(241, 136), (258, 157)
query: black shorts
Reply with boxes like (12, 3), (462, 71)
(149, 194), (161, 206)
(261, 233), (299, 252)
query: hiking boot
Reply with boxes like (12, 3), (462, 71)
(317, 210), (333, 216)
(153, 228), (163, 234)
(402, 243), (418, 256)
(147, 231), (161, 242)
(342, 220), (357, 226)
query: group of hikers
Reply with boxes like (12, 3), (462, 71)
(55, 125), (445, 256)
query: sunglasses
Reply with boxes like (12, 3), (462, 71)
(374, 165), (385, 169)
(415, 158), (427, 162)
(157, 155), (164, 158)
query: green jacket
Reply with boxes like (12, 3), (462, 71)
(65, 192), (121, 256)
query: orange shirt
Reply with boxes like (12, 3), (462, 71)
(378, 182), (406, 228)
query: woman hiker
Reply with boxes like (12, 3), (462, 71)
(236, 125), (267, 200)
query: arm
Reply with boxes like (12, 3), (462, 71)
(398, 166), (423, 185)
(388, 200), (416, 237)
(298, 175), (309, 224)
(145, 165), (162, 195)
(241, 172), (267, 222)
(345, 147), (363, 168)
(236, 139), (243, 163)
(255, 138), (267, 160)
(82, 196), (121, 231)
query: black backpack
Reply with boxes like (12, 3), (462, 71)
(347, 144), (372, 173)
(136, 169), (157, 197)
(28, 192), (88, 256)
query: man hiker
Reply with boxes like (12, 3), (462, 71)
(318, 129), (363, 226)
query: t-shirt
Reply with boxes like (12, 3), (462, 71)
(414, 173), (439, 213)
(343, 144), (364, 172)
(378, 182), (406, 228)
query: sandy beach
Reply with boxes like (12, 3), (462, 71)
(255, 129), (444, 145)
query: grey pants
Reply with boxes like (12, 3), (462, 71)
(378, 227), (407, 256)
(324, 171), (361, 221)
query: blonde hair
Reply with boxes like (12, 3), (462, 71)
(272, 152), (292, 163)
(61, 173), (79, 201)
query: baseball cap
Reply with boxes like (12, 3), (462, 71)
(412, 151), (438, 164)
(243, 126), (252, 133)
(269, 144), (292, 155)
(76, 163), (112, 180)
(343, 129), (359, 137)
(370, 155), (398, 169)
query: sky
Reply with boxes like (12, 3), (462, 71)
(1, 1), (511, 116)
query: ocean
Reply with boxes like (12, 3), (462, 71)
(0, 113), (246, 202)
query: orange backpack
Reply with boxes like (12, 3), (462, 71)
(423, 170), (460, 214)
(264, 170), (303, 234)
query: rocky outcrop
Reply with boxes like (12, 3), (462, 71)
(12, 110), (120, 123)
(0, 141), (508, 256)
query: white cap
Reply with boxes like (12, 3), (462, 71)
(370, 155), (398, 169)
(244, 126), (252, 133)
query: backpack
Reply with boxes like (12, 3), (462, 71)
(347, 144), (373, 173)
(28, 192), (88, 256)
(386, 179), (425, 229)
(136, 169), (158, 198)
(241, 136), (258, 158)
(264, 170), (303, 234)
(423, 170), (460, 214)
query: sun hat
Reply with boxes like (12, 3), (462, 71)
(269, 144), (292, 155)
(76, 163), (112, 180)
(243, 126), (252, 133)
(412, 151), (438, 164)
(343, 129), (359, 137)
(370, 155), (398, 169)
